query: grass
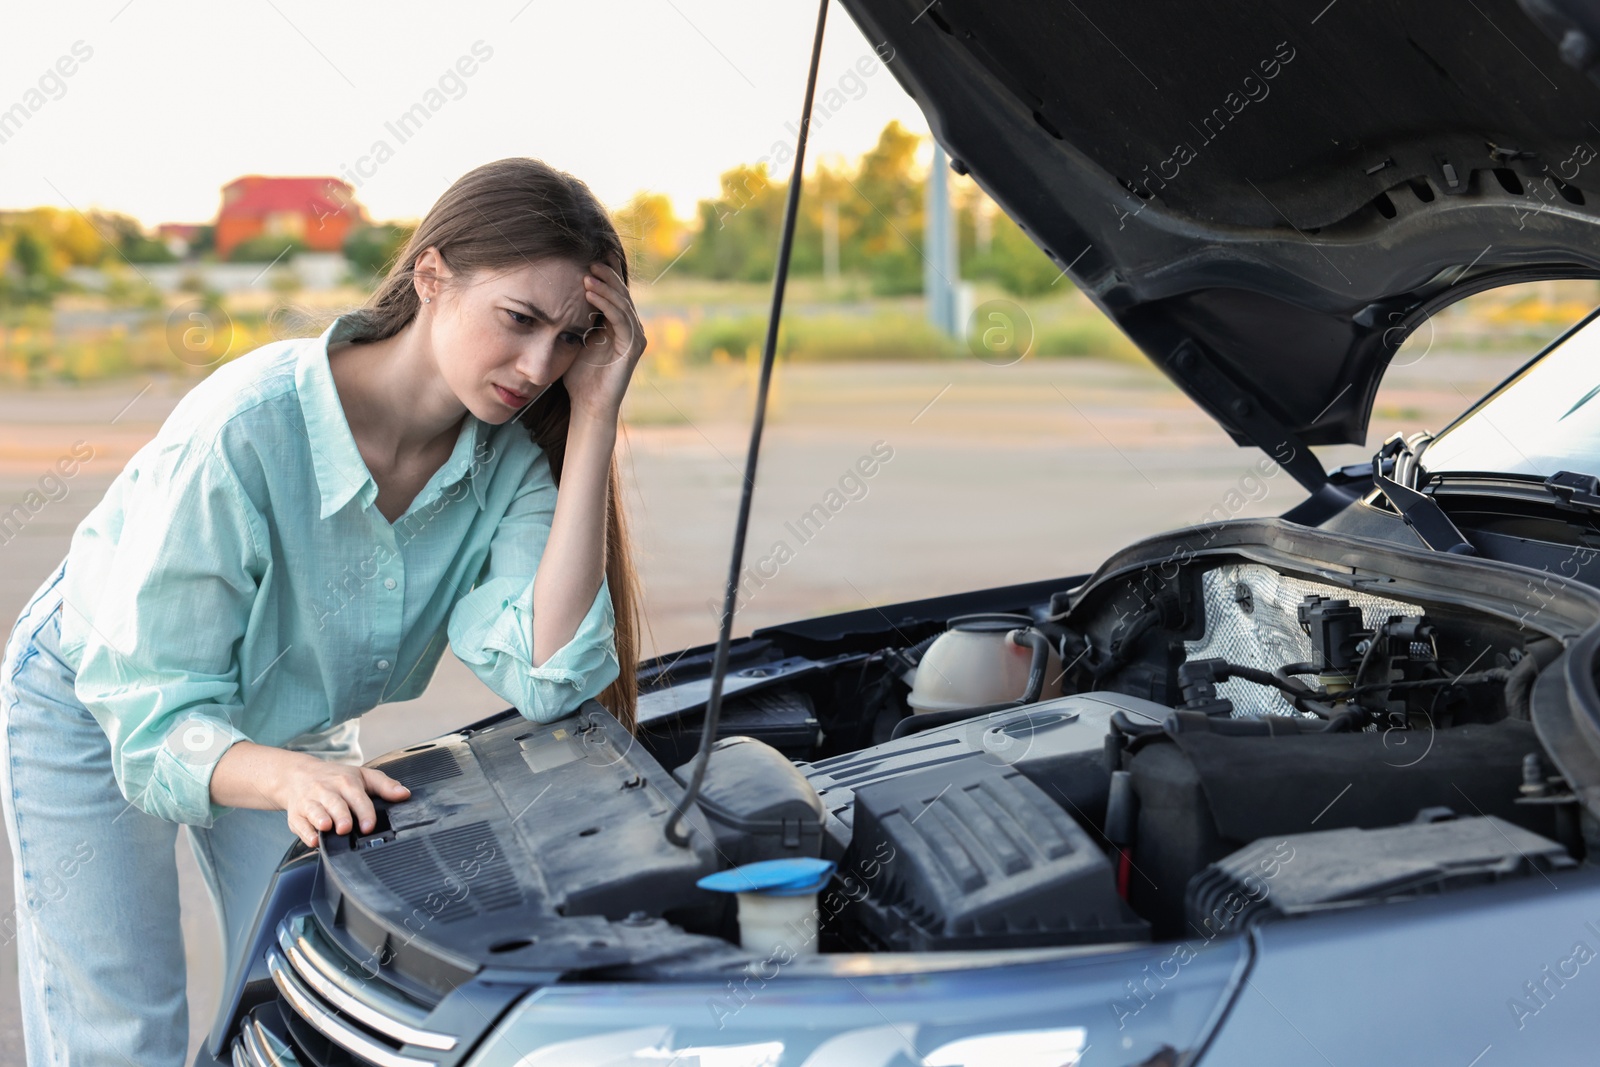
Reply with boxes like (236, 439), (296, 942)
(0, 307), (290, 386)
(5, 274), (1592, 386)
(686, 311), (964, 363)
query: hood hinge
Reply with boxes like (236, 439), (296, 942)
(1164, 340), (1327, 495)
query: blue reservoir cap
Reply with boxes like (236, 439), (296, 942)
(697, 858), (836, 897)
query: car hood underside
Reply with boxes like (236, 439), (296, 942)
(837, 0), (1600, 478)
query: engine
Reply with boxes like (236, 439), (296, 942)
(633, 541), (1585, 952)
(310, 536), (1588, 994)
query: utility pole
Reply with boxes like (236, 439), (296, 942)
(924, 142), (962, 337)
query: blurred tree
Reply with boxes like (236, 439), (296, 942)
(790, 157), (855, 279)
(612, 192), (685, 283)
(967, 210), (1062, 297)
(122, 235), (177, 262)
(681, 163), (788, 282)
(11, 230), (49, 278)
(189, 224), (216, 259)
(845, 120), (925, 295)
(677, 122), (930, 292)
(91, 211), (178, 263)
(228, 234), (306, 263)
(0, 229), (62, 305)
(666, 118), (1068, 299)
(343, 223), (413, 278)
(35, 208), (106, 268)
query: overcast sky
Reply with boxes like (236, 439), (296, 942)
(0, 0), (931, 227)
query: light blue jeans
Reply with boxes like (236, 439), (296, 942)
(0, 558), (360, 1065)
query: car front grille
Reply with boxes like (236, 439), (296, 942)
(231, 910), (456, 1067)
(230, 1002), (298, 1067)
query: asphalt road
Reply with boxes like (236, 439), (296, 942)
(0, 347), (1526, 1063)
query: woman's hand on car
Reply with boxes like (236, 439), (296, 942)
(561, 254), (648, 423)
(270, 753), (412, 848)
(210, 740), (411, 848)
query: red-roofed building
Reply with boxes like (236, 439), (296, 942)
(214, 176), (366, 260)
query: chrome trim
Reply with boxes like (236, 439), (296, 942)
(266, 947), (433, 1067)
(275, 914), (456, 1051)
(232, 1011), (300, 1067)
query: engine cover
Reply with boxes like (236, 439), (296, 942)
(317, 703), (725, 994)
(843, 758), (1149, 950)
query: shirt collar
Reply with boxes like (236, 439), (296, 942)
(296, 314), (491, 521)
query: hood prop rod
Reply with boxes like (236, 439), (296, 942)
(665, 0), (830, 848)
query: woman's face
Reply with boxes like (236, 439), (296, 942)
(423, 250), (599, 424)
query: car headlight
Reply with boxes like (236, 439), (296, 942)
(475, 1027), (1085, 1067)
(464, 938), (1245, 1066)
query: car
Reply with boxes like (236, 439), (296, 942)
(210, 1), (1600, 1064)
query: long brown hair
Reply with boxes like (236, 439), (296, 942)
(334, 157), (644, 732)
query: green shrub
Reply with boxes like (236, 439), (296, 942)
(686, 312), (963, 363)
(1033, 317), (1142, 360)
(686, 315), (787, 362)
(228, 234), (305, 263)
(789, 313), (959, 361)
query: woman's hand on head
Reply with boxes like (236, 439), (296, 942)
(270, 751), (412, 849)
(561, 256), (648, 423)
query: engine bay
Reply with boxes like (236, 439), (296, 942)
(315, 522), (1600, 994)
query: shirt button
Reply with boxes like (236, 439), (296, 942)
(383, 578), (397, 590)
(376, 659), (391, 671)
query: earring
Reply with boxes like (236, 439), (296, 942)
(423, 297), (432, 304)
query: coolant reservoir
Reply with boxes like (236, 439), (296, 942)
(906, 613), (1063, 713)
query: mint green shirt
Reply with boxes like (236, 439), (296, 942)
(55, 313), (619, 827)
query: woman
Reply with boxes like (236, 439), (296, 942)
(0, 156), (648, 1065)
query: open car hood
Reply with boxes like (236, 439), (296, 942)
(837, 0), (1600, 488)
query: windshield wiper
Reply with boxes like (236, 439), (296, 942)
(1545, 470), (1600, 513)
(1372, 433), (1477, 555)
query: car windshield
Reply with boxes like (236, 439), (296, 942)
(1421, 306), (1600, 479)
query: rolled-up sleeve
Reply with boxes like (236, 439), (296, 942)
(447, 449), (620, 724)
(61, 440), (262, 827)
